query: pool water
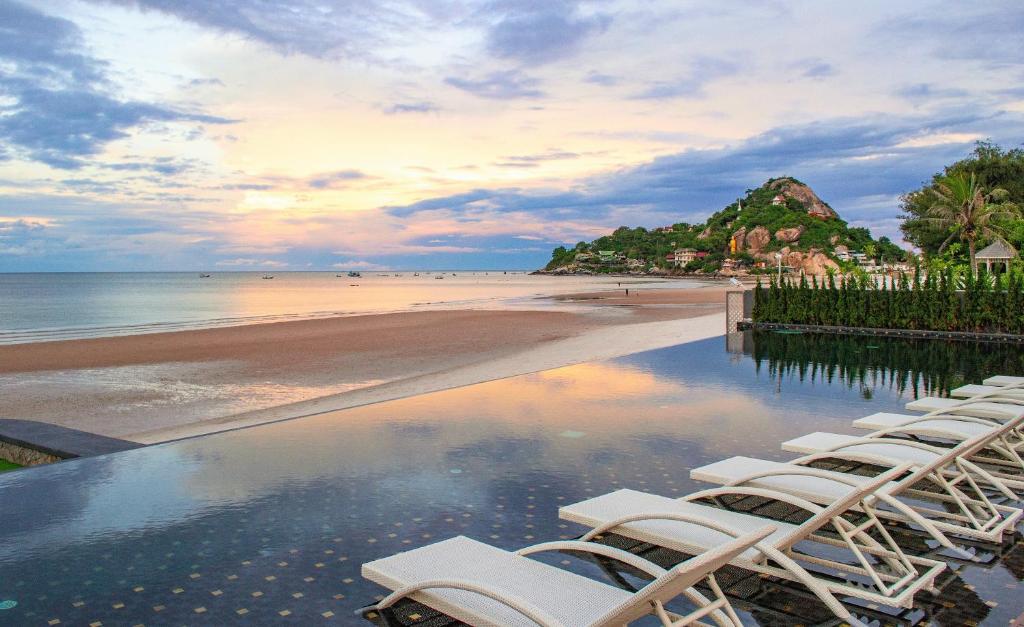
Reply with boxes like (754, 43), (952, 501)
(0, 332), (1022, 625)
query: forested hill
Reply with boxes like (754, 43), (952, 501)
(543, 177), (905, 275)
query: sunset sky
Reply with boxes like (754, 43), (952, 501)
(1, 0), (1022, 271)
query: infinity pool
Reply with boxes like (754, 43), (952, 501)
(1, 332), (1022, 625)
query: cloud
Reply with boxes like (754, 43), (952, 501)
(494, 161), (539, 168)
(383, 108), (1024, 245)
(232, 169), (371, 190)
(331, 259), (390, 270)
(382, 101), (440, 114)
(583, 71), (619, 86)
(0, 218), (53, 256)
(306, 169), (367, 189)
(791, 58), (836, 79)
(501, 150), (580, 163)
(894, 83), (970, 103)
(0, 0), (105, 86)
(102, 156), (201, 176)
(485, 1), (611, 65)
(445, 70), (545, 99)
(0, 2), (233, 169)
(880, 4), (1024, 67)
(631, 56), (740, 99)
(90, 0), (415, 59)
(215, 258), (288, 267)
(185, 77), (225, 88)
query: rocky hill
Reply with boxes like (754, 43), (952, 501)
(543, 177), (905, 276)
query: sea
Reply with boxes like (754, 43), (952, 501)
(0, 272), (704, 345)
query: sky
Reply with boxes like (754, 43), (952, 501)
(1, 0), (1022, 271)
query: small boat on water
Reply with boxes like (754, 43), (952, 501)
(199, 273), (211, 278)
(262, 274), (274, 279)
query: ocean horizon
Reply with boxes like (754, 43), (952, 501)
(0, 271), (701, 344)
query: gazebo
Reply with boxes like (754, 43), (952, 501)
(975, 238), (1018, 273)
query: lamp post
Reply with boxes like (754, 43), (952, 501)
(774, 252), (783, 281)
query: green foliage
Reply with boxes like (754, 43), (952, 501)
(901, 142), (1024, 259)
(545, 177), (902, 271)
(545, 246), (575, 270)
(753, 267), (1024, 334)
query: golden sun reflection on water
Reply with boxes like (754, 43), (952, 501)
(176, 357), (813, 503)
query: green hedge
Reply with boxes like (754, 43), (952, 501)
(748, 330), (1024, 398)
(752, 268), (1024, 333)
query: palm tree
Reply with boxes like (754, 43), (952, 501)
(862, 243), (878, 264)
(925, 173), (1020, 273)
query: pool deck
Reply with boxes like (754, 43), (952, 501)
(0, 418), (141, 464)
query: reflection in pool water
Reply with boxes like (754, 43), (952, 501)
(0, 332), (1022, 625)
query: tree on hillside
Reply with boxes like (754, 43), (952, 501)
(920, 173), (1019, 272)
(901, 142), (1024, 254)
(863, 242), (877, 264)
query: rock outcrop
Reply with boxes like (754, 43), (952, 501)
(800, 250), (839, 275)
(745, 226), (770, 253)
(757, 246), (838, 276)
(768, 178), (837, 219)
(775, 225), (805, 244)
(731, 226), (747, 249)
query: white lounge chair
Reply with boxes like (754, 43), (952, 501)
(560, 464), (944, 622)
(951, 384), (1024, 400)
(983, 375), (1024, 386)
(358, 529), (774, 627)
(781, 430), (1024, 492)
(904, 396), (1024, 421)
(951, 377), (1024, 401)
(690, 434), (1023, 547)
(851, 412), (1024, 479)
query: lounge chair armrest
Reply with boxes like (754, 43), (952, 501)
(988, 381), (1024, 392)
(790, 451), (929, 473)
(956, 397), (1024, 406)
(714, 464), (888, 490)
(681, 486), (826, 514)
(366, 578), (566, 627)
(882, 414), (1002, 428)
(809, 436), (946, 455)
(924, 397), (1024, 416)
(516, 540), (669, 579)
(571, 511), (752, 545)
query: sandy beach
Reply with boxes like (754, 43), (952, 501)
(0, 287), (729, 443)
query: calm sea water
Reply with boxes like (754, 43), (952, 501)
(0, 272), (703, 344)
(1, 332), (1022, 625)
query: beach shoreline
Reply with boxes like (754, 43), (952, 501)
(0, 287), (730, 444)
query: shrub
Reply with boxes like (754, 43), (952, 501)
(753, 268), (1024, 333)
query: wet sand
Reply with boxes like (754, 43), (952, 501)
(0, 287), (730, 442)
